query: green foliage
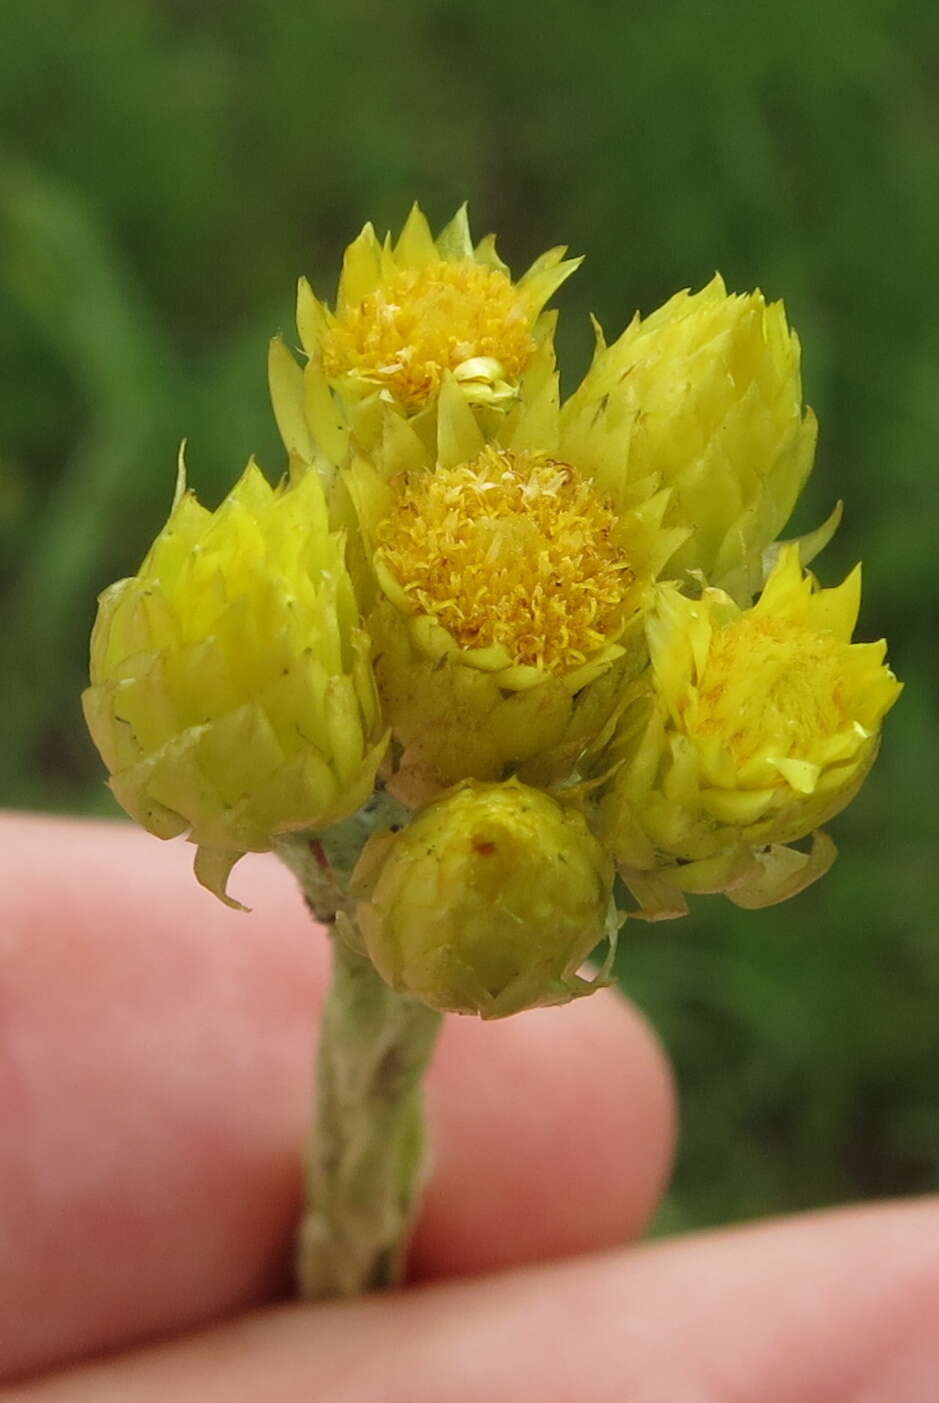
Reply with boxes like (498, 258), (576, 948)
(1, 0), (936, 1226)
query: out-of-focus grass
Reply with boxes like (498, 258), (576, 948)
(1, 0), (936, 1229)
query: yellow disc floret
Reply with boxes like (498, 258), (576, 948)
(659, 546), (902, 799)
(695, 615), (853, 779)
(321, 260), (535, 413)
(374, 447), (633, 674)
(270, 204), (581, 462)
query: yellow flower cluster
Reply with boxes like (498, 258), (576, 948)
(85, 204), (901, 1012)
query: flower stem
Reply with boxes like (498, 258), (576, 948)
(297, 933), (442, 1297)
(275, 807), (441, 1299)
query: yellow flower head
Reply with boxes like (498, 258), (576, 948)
(339, 363), (688, 802)
(352, 779), (615, 1018)
(563, 275), (820, 600)
(374, 446), (632, 676)
(82, 458), (387, 906)
(599, 545), (902, 911)
(268, 203), (581, 462)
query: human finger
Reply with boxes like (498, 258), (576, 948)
(0, 813), (673, 1379)
(8, 1197), (938, 1403)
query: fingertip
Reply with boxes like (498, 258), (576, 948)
(412, 984), (676, 1277)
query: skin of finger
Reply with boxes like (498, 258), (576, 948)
(5, 1198), (938, 1403)
(0, 813), (674, 1380)
(411, 969), (674, 1278)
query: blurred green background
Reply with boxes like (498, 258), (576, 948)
(1, 0), (937, 1233)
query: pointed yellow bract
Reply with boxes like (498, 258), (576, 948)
(82, 460), (387, 906)
(599, 546), (902, 911)
(564, 276), (818, 600)
(353, 779), (615, 1018)
(269, 203), (581, 460)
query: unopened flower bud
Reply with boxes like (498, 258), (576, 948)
(82, 459), (387, 906)
(353, 780), (615, 1018)
(563, 275), (819, 597)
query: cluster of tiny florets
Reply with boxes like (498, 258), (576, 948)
(375, 447), (633, 672)
(694, 616), (849, 768)
(321, 260), (534, 411)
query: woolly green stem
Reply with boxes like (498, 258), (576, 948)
(275, 795), (441, 1298)
(296, 933), (441, 1297)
